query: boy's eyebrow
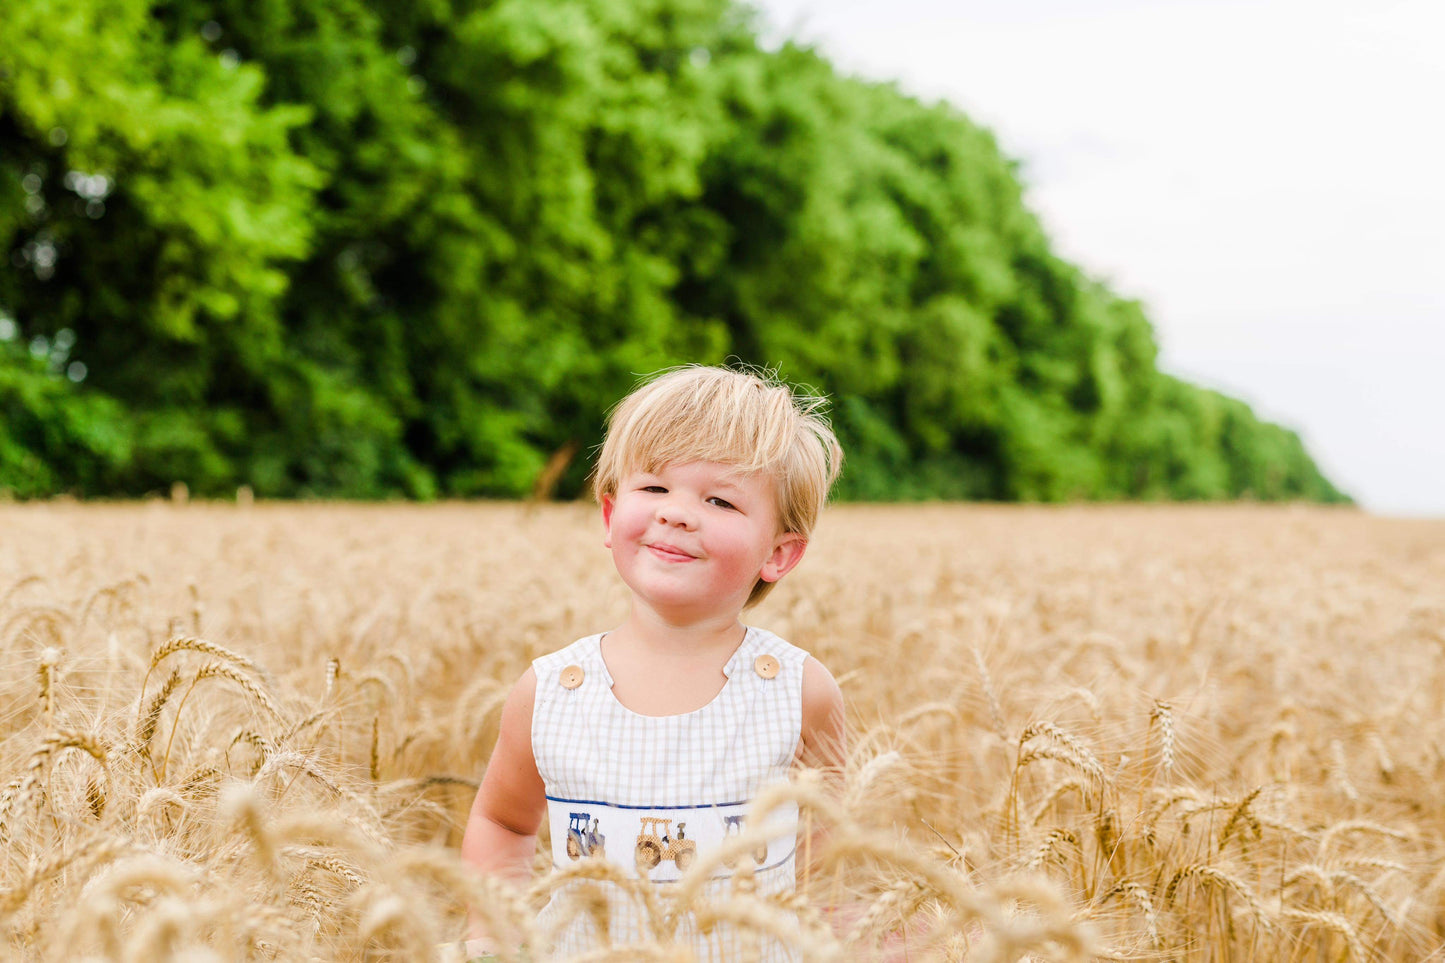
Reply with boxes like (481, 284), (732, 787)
(711, 474), (759, 493)
(628, 465), (757, 492)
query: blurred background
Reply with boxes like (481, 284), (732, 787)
(752, 0), (1445, 518)
(2, 0), (1434, 512)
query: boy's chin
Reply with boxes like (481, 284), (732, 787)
(634, 591), (748, 624)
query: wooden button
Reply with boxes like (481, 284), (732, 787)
(754, 655), (779, 680)
(560, 665), (585, 689)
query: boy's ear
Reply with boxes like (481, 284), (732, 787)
(759, 533), (807, 583)
(601, 495), (615, 549)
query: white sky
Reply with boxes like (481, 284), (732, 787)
(749, 0), (1445, 516)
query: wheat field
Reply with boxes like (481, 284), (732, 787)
(2, 501), (1443, 962)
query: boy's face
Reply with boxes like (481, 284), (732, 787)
(602, 461), (806, 623)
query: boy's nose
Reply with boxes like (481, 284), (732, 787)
(655, 499), (698, 529)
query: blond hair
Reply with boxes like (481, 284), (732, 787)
(592, 366), (843, 606)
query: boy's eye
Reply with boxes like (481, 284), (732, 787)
(641, 485), (667, 494)
(707, 497), (737, 510)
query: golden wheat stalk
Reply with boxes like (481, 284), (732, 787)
(1018, 745), (1107, 789)
(1329, 739), (1360, 804)
(1287, 865), (1400, 928)
(0, 573), (47, 611)
(973, 647), (1009, 742)
(143, 635), (265, 693)
(75, 577), (147, 633)
(1217, 786), (1264, 851)
(1318, 820), (1411, 860)
(370, 715), (381, 782)
(1281, 908), (1366, 961)
(156, 661), (285, 781)
(842, 878), (929, 944)
(692, 892), (844, 962)
(1017, 721), (1106, 786)
(1027, 828), (1081, 872)
(37, 646), (61, 720)
(284, 846), (369, 889)
(1149, 700), (1175, 780)
(2, 605), (73, 648)
(194, 662), (285, 723)
(5, 729), (111, 822)
(135, 668), (182, 753)
(1031, 778), (1089, 825)
(1102, 881), (1161, 949)
(1164, 863), (1273, 931)
(220, 783), (282, 885)
(0, 832), (129, 918)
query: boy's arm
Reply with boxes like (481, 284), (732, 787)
(798, 656), (847, 778)
(799, 660), (916, 960)
(797, 656), (853, 930)
(460, 666), (547, 949)
(797, 656), (847, 874)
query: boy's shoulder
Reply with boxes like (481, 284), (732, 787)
(717, 626), (816, 688)
(738, 624), (810, 667)
(532, 633), (604, 678)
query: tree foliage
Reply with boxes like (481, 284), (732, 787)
(0, 0), (1347, 503)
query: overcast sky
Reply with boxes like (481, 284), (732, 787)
(749, 0), (1444, 517)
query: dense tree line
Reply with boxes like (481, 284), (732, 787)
(0, 0), (1346, 502)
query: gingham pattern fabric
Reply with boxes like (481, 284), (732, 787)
(530, 626), (807, 962)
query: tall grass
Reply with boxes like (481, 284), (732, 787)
(1, 501), (1441, 961)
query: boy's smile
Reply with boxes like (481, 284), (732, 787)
(646, 542), (698, 562)
(602, 461), (806, 623)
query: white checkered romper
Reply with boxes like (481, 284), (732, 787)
(530, 626), (807, 962)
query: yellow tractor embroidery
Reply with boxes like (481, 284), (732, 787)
(565, 812), (605, 860)
(634, 817), (696, 874)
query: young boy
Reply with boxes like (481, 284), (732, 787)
(460, 365), (846, 961)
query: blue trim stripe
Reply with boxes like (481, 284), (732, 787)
(551, 843), (799, 881)
(546, 794), (751, 810)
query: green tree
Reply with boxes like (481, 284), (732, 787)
(0, 0), (1349, 505)
(2, 0), (321, 494)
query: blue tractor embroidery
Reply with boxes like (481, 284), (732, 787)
(722, 814), (767, 868)
(565, 812), (606, 860)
